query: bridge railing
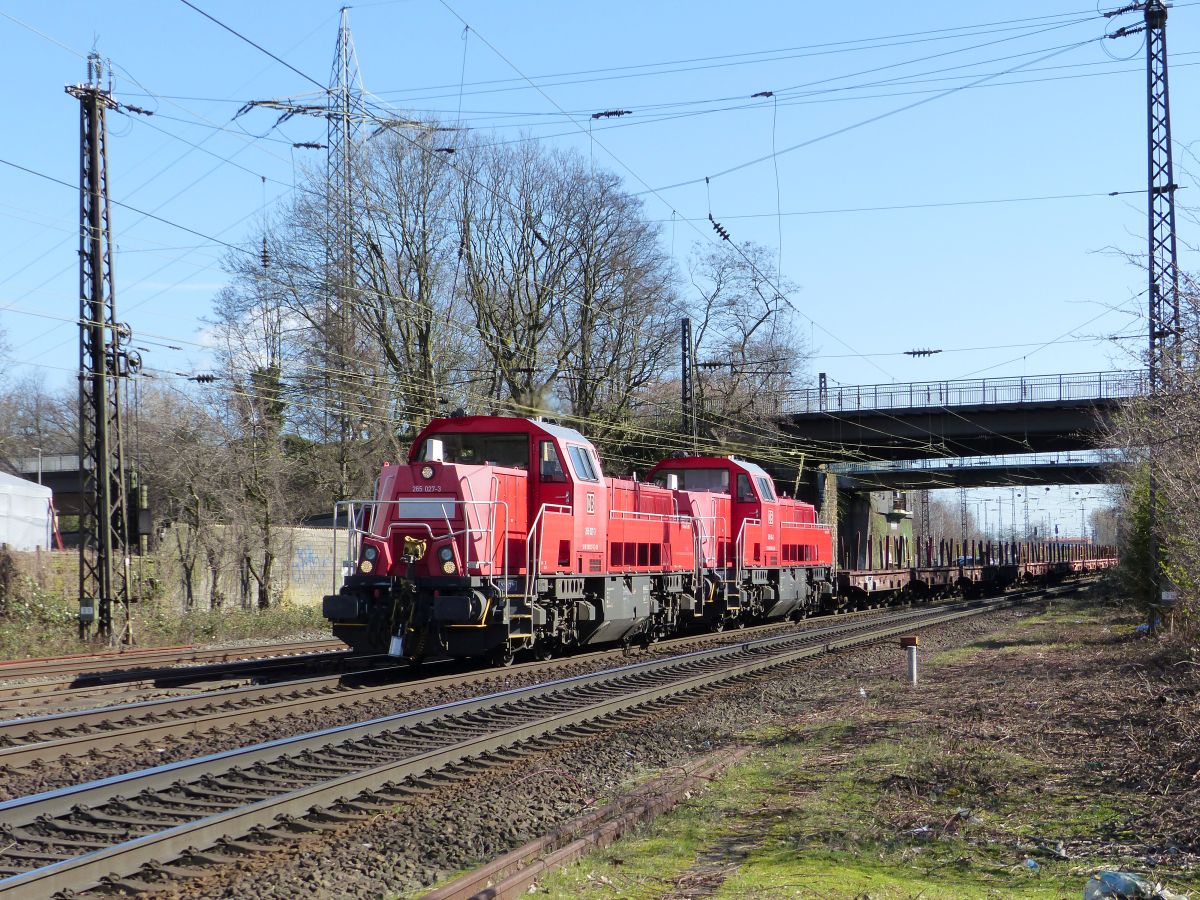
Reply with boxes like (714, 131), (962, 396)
(786, 370), (1147, 414)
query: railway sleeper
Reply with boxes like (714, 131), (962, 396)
(0, 847), (75, 864)
(273, 814), (336, 834)
(109, 800), (195, 824)
(77, 809), (182, 830)
(170, 785), (247, 807)
(172, 849), (242, 867)
(135, 860), (210, 882)
(306, 806), (373, 825)
(189, 780), (277, 801)
(266, 758), (357, 778)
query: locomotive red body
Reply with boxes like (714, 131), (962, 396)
(323, 415), (834, 664)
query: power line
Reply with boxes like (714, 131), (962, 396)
(645, 37), (1099, 194)
(0, 156), (253, 256)
(177, 0), (330, 94)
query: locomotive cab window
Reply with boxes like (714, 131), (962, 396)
(755, 476), (776, 501)
(567, 444), (599, 481)
(418, 432), (529, 469)
(736, 473), (756, 503)
(539, 441), (567, 482)
(654, 468), (730, 493)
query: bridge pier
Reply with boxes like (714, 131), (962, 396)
(830, 485), (915, 571)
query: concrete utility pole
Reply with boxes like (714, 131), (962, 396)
(67, 54), (131, 643)
(681, 317), (697, 446)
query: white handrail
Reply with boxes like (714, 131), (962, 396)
(526, 502), (573, 590)
(334, 497), (511, 586)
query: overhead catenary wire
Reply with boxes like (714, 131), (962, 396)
(4, 7), (1156, 480)
(429, 0), (896, 382)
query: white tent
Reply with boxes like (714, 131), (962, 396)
(0, 472), (53, 551)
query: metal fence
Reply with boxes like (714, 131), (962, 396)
(785, 370), (1148, 415)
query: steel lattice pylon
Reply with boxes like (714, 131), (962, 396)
(916, 490), (931, 564)
(67, 55), (130, 642)
(326, 7), (366, 497)
(1145, 0), (1181, 386)
(328, 5), (363, 292)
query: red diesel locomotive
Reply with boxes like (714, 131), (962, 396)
(322, 414), (835, 665)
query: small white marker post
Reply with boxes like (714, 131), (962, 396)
(1161, 590), (1178, 635)
(900, 635), (919, 685)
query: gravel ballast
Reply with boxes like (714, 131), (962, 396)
(126, 604), (1027, 899)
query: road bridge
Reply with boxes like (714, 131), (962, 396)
(781, 370), (1144, 460)
(828, 451), (1118, 492)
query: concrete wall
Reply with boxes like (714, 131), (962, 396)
(5, 525), (342, 610)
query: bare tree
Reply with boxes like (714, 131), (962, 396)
(0, 376), (76, 474)
(457, 140), (579, 412)
(133, 384), (230, 609)
(359, 131), (472, 433)
(552, 166), (677, 439)
(687, 241), (808, 442)
(1109, 271), (1200, 632)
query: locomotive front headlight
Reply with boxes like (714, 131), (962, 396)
(441, 560), (457, 574)
(363, 545), (378, 562)
(359, 559), (374, 574)
(420, 465), (435, 479)
(438, 546), (454, 562)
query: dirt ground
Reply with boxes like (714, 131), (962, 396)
(537, 590), (1200, 899)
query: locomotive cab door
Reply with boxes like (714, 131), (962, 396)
(565, 443), (605, 575)
(733, 471), (762, 567)
(754, 474), (780, 568)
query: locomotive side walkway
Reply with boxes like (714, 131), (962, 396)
(536, 588), (1200, 899)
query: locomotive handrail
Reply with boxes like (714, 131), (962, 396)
(526, 503), (573, 585)
(690, 514), (726, 569)
(733, 518), (762, 592)
(608, 508), (693, 524)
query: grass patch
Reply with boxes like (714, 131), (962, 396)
(537, 596), (1200, 899)
(0, 580), (326, 660)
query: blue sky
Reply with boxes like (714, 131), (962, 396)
(3, 0), (1189, 394)
(3, 1), (1166, 533)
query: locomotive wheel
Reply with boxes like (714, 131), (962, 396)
(491, 645), (515, 668)
(534, 641), (554, 662)
(365, 598), (394, 654)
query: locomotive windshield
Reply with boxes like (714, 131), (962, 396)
(418, 432), (529, 469)
(653, 467), (730, 493)
(755, 476), (776, 501)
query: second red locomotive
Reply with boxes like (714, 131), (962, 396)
(322, 414), (835, 665)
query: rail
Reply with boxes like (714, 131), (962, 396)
(0, 595), (1033, 897)
(786, 370), (1147, 414)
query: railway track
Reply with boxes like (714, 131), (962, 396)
(0, 599), (944, 770)
(0, 639), (347, 682)
(0, 642), (382, 719)
(0, 593), (1033, 897)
